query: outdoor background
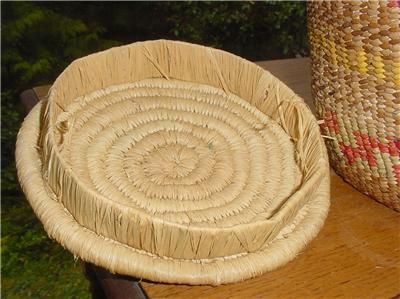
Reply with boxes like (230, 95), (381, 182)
(2, 2), (308, 298)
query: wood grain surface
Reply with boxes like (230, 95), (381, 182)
(34, 58), (400, 299)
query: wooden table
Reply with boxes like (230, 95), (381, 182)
(30, 58), (400, 298)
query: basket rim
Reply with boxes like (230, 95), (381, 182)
(43, 40), (328, 231)
(16, 39), (331, 284)
(16, 102), (330, 285)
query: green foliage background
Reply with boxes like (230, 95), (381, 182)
(2, 2), (308, 298)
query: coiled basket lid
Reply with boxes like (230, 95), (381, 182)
(16, 40), (330, 285)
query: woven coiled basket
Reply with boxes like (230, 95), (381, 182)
(16, 40), (330, 285)
(308, 1), (400, 211)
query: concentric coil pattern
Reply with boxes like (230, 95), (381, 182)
(17, 40), (331, 284)
(308, 1), (400, 210)
(44, 79), (303, 259)
(40, 79), (302, 259)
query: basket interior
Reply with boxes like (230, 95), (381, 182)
(37, 40), (327, 260)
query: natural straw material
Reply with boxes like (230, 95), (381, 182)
(16, 40), (330, 285)
(308, 1), (400, 211)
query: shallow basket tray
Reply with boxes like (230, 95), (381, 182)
(16, 40), (330, 285)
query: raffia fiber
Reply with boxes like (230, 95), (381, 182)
(308, 1), (400, 211)
(16, 40), (330, 285)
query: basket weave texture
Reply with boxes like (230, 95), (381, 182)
(16, 40), (330, 285)
(308, 1), (400, 211)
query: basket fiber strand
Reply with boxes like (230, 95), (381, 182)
(16, 40), (330, 285)
(308, 1), (400, 211)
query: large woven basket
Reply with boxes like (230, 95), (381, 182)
(308, 1), (400, 211)
(16, 40), (330, 285)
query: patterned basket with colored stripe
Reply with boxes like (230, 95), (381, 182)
(308, 1), (400, 211)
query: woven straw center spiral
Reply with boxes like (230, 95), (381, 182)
(143, 144), (198, 180)
(55, 79), (302, 227)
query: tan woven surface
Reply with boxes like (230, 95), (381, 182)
(16, 40), (330, 285)
(141, 57), (400, 298)
(308, 1), (400, 210)
(32, 58), (400, 297)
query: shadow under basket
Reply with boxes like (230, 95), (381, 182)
(16, 40), (330, 285)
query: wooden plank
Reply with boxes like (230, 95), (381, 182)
(257, 57), (314, 112)
(142, 171), (400, 298)
(33, 85), (52, 99)
(32, 58), (400, 298)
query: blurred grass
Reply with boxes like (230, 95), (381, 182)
(2, 195), (90, 299)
